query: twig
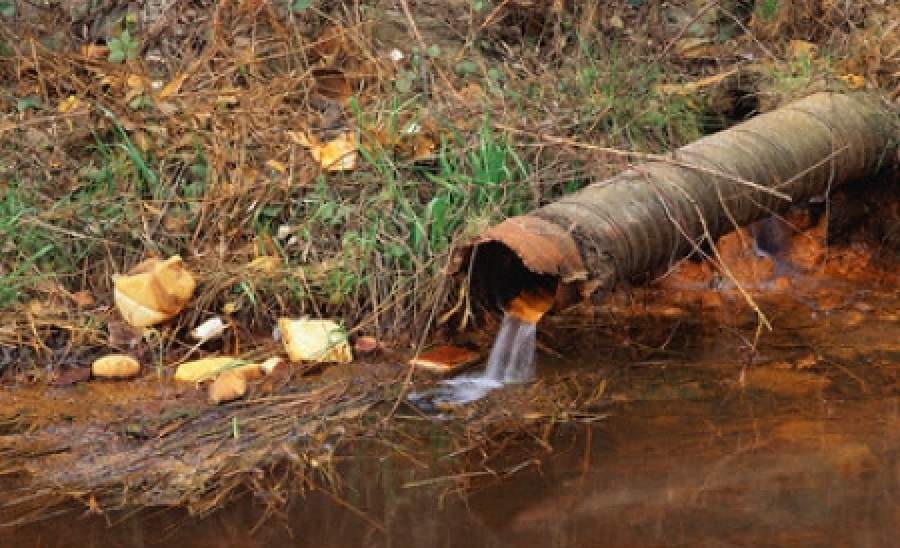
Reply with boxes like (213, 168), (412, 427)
(397, 0), (431, 101)
(499, 123), (792, 201)
(640, 0), (721, 78)
(313, 483), (387, 534)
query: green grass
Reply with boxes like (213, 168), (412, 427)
(0, 185), (65, 306)
(0, 0), (743, 341)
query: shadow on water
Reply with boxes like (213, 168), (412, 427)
(7, 284), (900, 547)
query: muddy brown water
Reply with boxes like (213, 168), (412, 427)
(5, 278), (900, 547)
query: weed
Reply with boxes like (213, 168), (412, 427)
(107, 29), (139, 63)
(755, 0), (779, 21)
(0, 187), (60, 306)
(572, 34), (704, 150)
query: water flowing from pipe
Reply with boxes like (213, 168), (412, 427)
(483, 314), (537, 383)
(408, 314), (538, 409)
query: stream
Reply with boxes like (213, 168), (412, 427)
(5, 280), (900, 546)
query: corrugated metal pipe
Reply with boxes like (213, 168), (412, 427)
(449, 92), (899, 314)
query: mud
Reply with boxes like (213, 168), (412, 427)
(5, 227), (900, 545)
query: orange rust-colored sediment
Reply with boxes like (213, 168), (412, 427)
(454, 93), (896, 311)
(409, 345), (480, 374)
(506, 286), (556, 324)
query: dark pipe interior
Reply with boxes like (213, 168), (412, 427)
(468, 241), (559, 313)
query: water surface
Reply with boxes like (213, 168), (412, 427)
(5, 283), (900, 547)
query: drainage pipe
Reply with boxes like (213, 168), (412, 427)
(450, 92), (898, 311)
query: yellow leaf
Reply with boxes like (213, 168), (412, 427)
(655, 69), (738, 95)
(316, 132), (357, 171)
(290, 131), (357, 171)
(126, 74), (145, 92)
(58, 95), (86, 113)
(787, 40), (817, 59)
(838, 73), (866, 90)
(157, 72), (188, 99)
(266, 159), (287, 174)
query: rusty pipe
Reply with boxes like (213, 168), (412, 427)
(450, 92), (898, 313)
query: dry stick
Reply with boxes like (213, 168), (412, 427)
(476, 0), (513, 35)
(639, 168), (773, 331)
(137, 0), (191, 57)
(494, 123), (792, 201)
(397, 0), (431, 101)
(0, 110), (90, 134)
(313, 483), (387, 534)
(719, 7), (778, 62)
(639, 0), (721, 80)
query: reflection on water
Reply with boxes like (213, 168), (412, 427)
(7, 285), (900, 547)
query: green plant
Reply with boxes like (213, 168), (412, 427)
(107, 30), (139, 63)
(96, 105), (159, 193)
(0, 187), (53, 305)
(571, 35), (703, 150)
(755, 0), (779, 21)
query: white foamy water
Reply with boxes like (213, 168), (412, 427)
(484, 314), (537, 382)
(409, 314), (538, 409)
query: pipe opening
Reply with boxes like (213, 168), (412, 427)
(468, 241), (558, 321)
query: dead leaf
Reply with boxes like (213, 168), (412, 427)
(92, 354), (141, 379)
(838, 73), (866, 89)
(287, 130), (357, 171)
(209, 371), (247, 404)
(311, 26), (347, 62)
(312, 68), (352, 102)
(674, 37), (721, 59)
(157, 72), (189, 99)
(49, 367), (92, 386)
(409, 345), (480, 375)
(788, 39), (818, 59)
(81, 44), (109, 59)
(354, 335), (379, 354)
(266, 159), (287, 175)
(246, 256), (281, 273)
(655, 68), (739, 95)
(58, 95), (87, 113)
(175, 356), (259, 383)
(279, 318), (353, 363)
(70, 290), (94, 308)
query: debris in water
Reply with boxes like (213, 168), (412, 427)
(409, 345), (480, 375)
(49, 367), (92, 386)
(410, 287), (553, 409)
(279, 318), (353, 363)
(191, 316), (228, 341)
(175, 356), (258, 383)
(113, 255), (196, 328)
(209, 370), (248, 404)
(92, 354), (141, 379)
